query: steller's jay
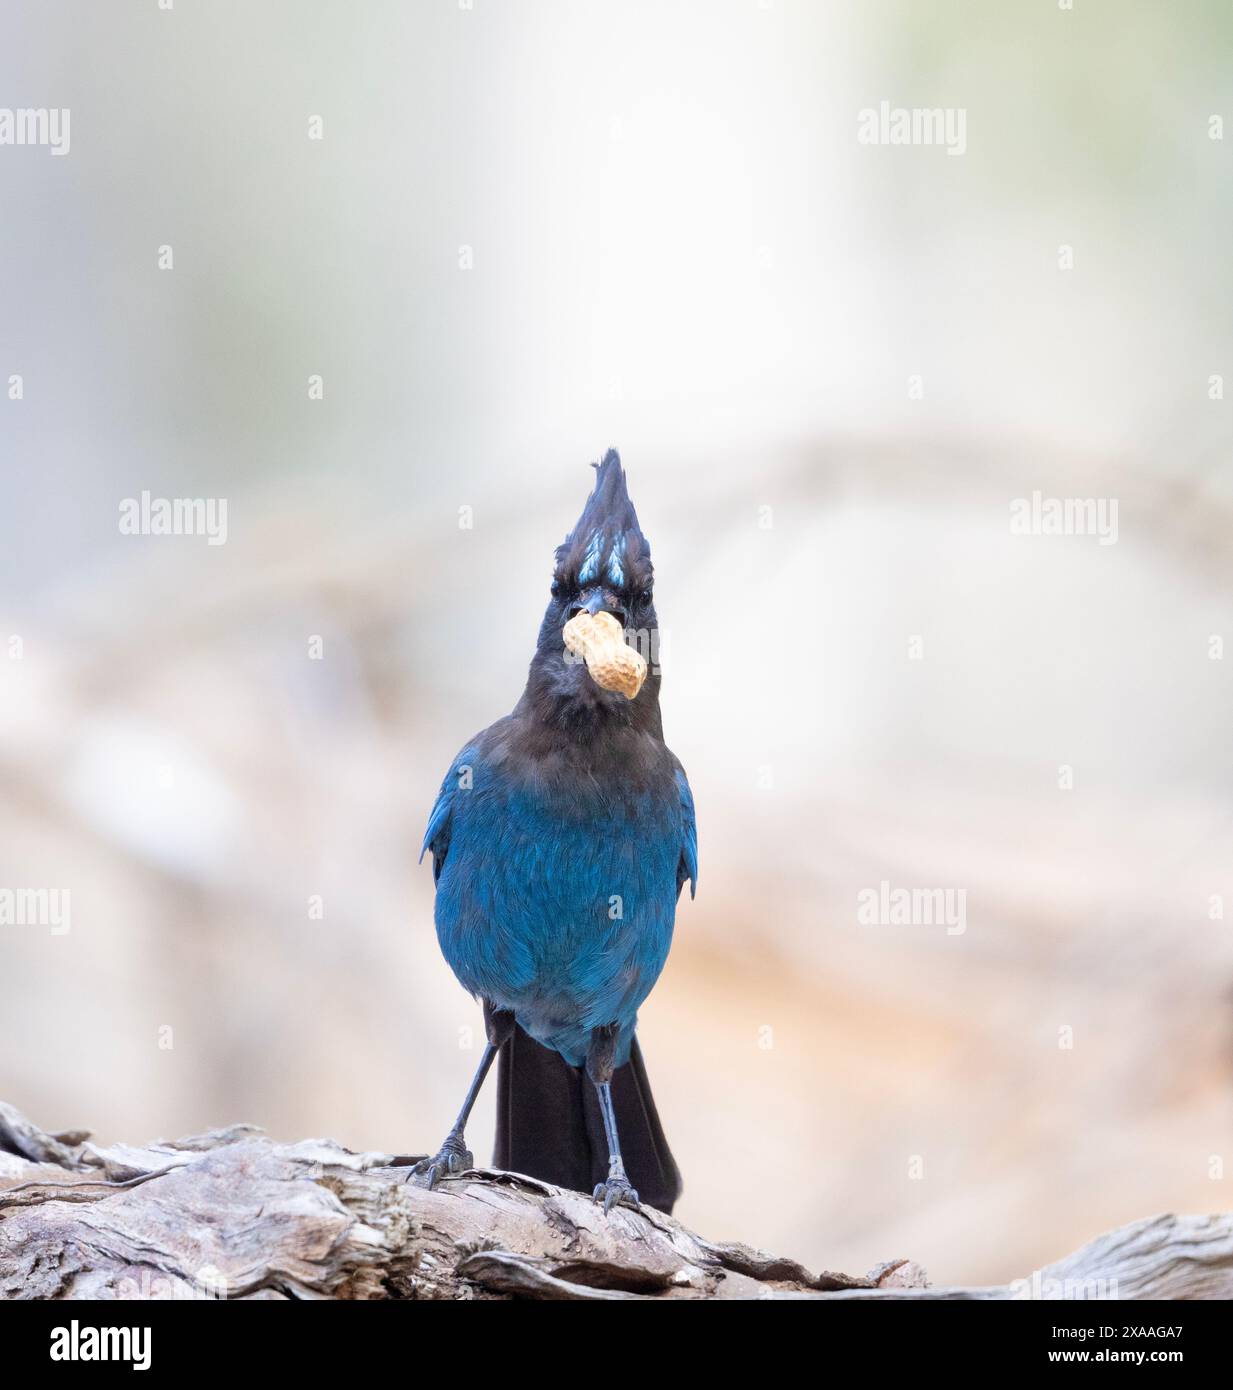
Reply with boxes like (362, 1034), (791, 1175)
(416, 450), (696, 1212)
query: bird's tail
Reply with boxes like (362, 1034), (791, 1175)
(493, 1024), (682, 1213)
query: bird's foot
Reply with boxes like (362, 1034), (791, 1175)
(409, 1134), (473, 1189)
(592, 1174), (640, 1214)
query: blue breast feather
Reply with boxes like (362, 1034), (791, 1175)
(422, 745), (697, 1067)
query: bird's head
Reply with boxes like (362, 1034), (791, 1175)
(524, 450), (662, 732)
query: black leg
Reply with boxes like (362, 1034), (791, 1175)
(413, 1002), (514, 1190)
(586, 1024), (640, 1212)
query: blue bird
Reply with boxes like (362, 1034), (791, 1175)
(416, 450), (696, 1212)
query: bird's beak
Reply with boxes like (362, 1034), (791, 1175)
(567, 587), (627, 627)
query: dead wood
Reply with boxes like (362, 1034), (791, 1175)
(1, 1102), (1228, 1301)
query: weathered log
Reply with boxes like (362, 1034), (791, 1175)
(1, 1102), (1228, 1300)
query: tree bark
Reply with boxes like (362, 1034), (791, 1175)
(1, 1102), (1229, 1300)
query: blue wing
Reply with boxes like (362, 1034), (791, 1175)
(420, 746), (477, 884)
(675, 764), (698, 900)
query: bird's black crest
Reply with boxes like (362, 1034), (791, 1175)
(553, 449), (653, 598)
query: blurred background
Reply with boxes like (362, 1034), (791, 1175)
(2, 0), (1232, 1287)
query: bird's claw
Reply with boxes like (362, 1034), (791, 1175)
(409, 1138), (473, 1189)
(593, 1176), (640, 1213)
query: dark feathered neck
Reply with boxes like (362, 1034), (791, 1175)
(515, 652), (664, 743)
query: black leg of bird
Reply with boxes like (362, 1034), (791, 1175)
(586, 1024), (641, 1212)
(413, 1002), (515, 1189)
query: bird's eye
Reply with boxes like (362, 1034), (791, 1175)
(550, 577), (565, 598)
(638, 588), (653, 607)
